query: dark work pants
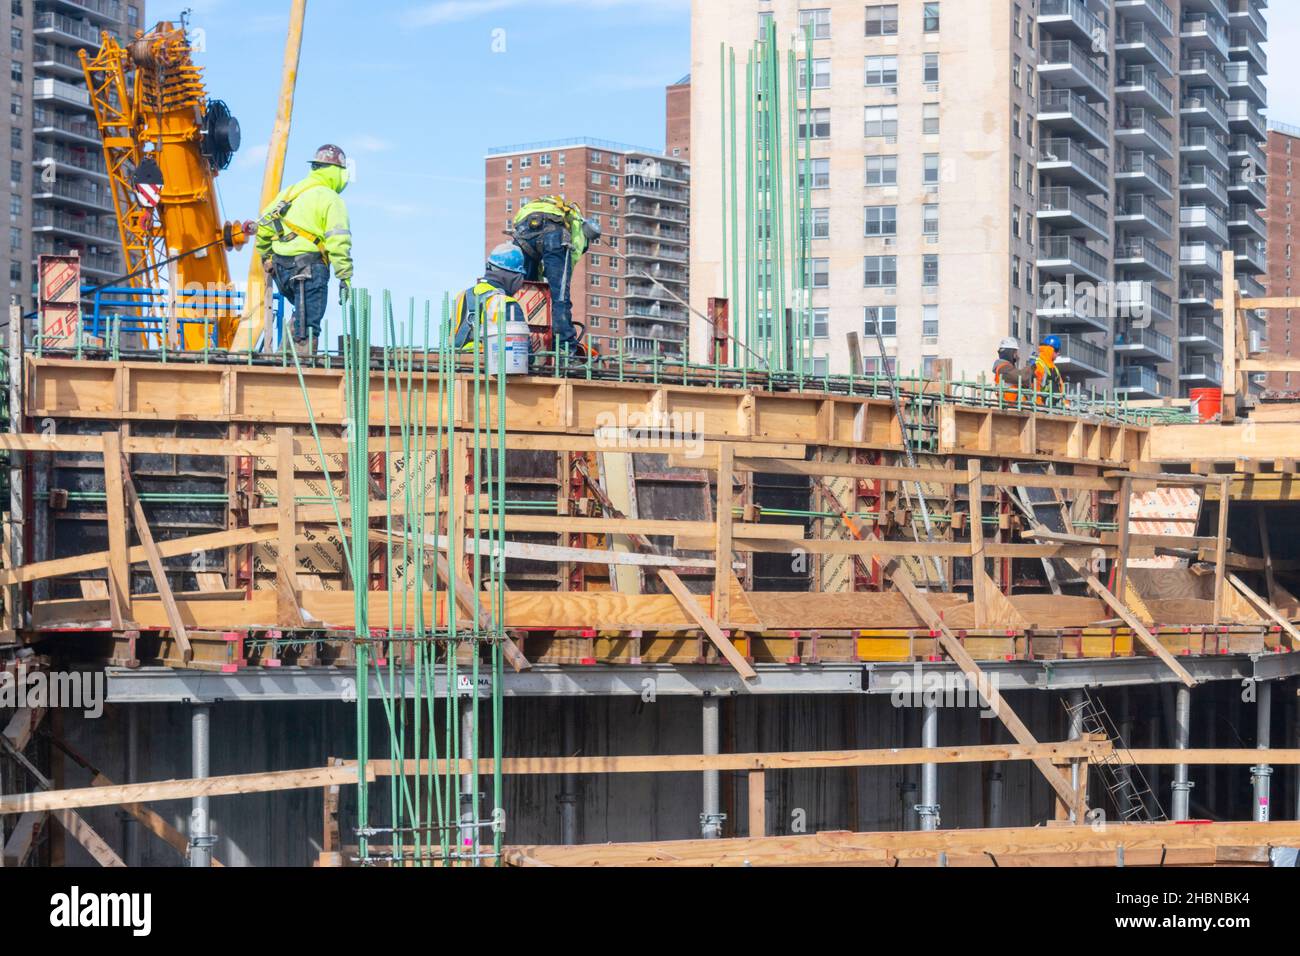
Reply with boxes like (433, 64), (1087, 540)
(516, 223), (580, 353)
(272, 254), (330, 341)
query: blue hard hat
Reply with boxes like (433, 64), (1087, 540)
(488, 242), (526, 275)
(1042, 334), (1062, 350)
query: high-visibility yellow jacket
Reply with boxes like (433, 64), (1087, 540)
(513, 196), (589, 262)
(453, 280), (525, 351)
(255, 166), (354, 281)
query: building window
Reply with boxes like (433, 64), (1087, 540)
(9, 262), (21, 284)
(865, 4), (898, 37)
(923, 305), (939, 338)
(923, 254), (939, 286)
(811, 207), (830, 239)
(923, 203), (939, 236)
(865, 55), (898, 87)
(505, 200), (513, 214)
(10, 93), (21, 118)
(864, 105), (898, 138)
(798, 8), (831, 40)
(591, 151), (603, 164)
(9, 128), (19, 151)
(539, 174), (551, 187)
(811, 258), (830, 288)
(865, 205), (897, 237)
(540, 153), (552, 166)
(811, 308), (829, 338)
(591, 172), (602, 184)
(520, 156), (532, 169)
(923, 103), (940, 134)
(128, 4), (139, 26)
(864, 256), (897, 287)
(504, 179), (512, 192)
(798, 107), (831, 139)
(10, 61), (21, 82)
(864, 306), (897, 337)
(505, 159), (513, 172)
(9, 226), (21, 251)
(924, 3), (940, 32)
(797, 57), (831, 90)
(923, 153), (940, 185)
(10, 160), (20, 185)
(923, 53), (939, 85)
(799, 157), (831, 189)
(519, 176), (531, 190)
(866, 154), (898, 186)
(10, 27), (22, 53)
(9, 195), (21, 217)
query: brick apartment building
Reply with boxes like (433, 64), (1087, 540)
(1265, 122), (1300, 391)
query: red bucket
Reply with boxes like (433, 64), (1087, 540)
(1189, 387), (1222, 423)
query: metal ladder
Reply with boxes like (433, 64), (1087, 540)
(1066, 690), (1167, 824)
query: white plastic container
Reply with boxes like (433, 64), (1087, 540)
(486, 319), (531, 375)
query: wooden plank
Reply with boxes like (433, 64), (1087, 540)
(657, 569), (757, 680)
(733, 456), (1112, 492)
(748, 770), (766, 837)
(101, 430), (131, 630)
(886, 561), (1085, 817)
(431, 550), (531, 673)
(119, 458), (192, 663)
(713, 444), (734, 628)
(1227, 574), (1300, 649)
(1213, 477), (1230, 623)
(275, 428), (303, 627)
(1222, 248), (1239, 421)
(2, 706), (46, 752)
(2, 812), (45, 866)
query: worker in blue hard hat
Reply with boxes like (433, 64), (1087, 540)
(1034, 334), (1066, 406)
(452, 243), (528, 353)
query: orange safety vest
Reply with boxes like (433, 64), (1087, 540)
(993, 358), (1021, 404)
(1034, 348), (1066, 407)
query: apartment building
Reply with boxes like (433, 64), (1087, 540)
(667, 74), (692, 160)
(3, 0), (143, 316)
(689, 0), (1268, 397)
(485, 135), (691, 358)
(1264, 121), (1298, 392)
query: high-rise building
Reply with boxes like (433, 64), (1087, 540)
(1263, 121), (1299, 392)
(3, 0), (144, 315)
(689, 0), (1268, 397)
(667, 74), (691, 160)
(485, 137), (690, 360)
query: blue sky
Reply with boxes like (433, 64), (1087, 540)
(177, 0), (689, 336)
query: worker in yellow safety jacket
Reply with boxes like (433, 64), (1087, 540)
(453, 244), (528, 354)
(255, 145), (354, 356)
(512, 195), (601, 357)
(1034, 335), (1066, 406)
(992, 336), (1035, 404)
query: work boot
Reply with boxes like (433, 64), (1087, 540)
(294, 333), (316, 360)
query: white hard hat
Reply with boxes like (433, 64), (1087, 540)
(998, 337), (1020, 351)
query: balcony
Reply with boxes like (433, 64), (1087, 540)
(1115, 151), (1173, 199)
(1115, 234), (1174, 279)
(1228, 133), (1265, 175)
(1179, 126), (1229, 171)
(32, 77), (91, 110)
(31, 209), (119, 244)
(1180, 93), (1230, 136)
(1225, 60), (1267, 106)
(625, 183), (688, 204)
(1115, 108), (1173, 158)
(1038, 138), (1110, 194)
(1038, 39), (1110, 102)
(1119, 280), (1174, 324)
(1116, 365), (1172, 398)
(31, 108), (100, 146)
(1180, 14), (1230, 57)
(42, 0), (123, 25)
(33, 144), (108, 182)
(1227, 167), (1266, 208)
(1180, 354), (1224, 384)
(1116, 23), (1175, 77)
(1227, 100), (1266, 140)
(1114, 324), (1174, 362)
(32, 241), (119, 276)
(1228, 29), (1267, 72)
(1036, 287), (1111, 336)
(1180, 278), (1222, 307)
(33, 12), (105, 49)
(31, 42), (88, 80)
(1227, 202), (1266, 239)
(1040, 0), (1107, 43)
(1037, 187), (1109, 241)
(31, 178), (113, 212)
(1180, 164), (1229, 206)
(1180, 316), (1224, 353)
(1115, 67), (1175, 116)
(1115, 193), (1173, 237)
(624, 222), (689, 245)
(1056, 335), (1110, 380)
(1179, 52), (1230, 99)
(1181, 241), (1226, 274)
(1182, 0), (1229, 21)
(1228, 0), (1267, 41)
(1038, 89), (1109, 149)
(625, 303), (688, 324)
(1232, 237), (1267, 273)
(1037, 235), (1108, 283)
(1179, 203), (1230, 244)
(1115, 0), (1175, 37)
(625, 284), (679, 304)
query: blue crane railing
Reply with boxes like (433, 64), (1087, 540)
(82, 285), (289, 349)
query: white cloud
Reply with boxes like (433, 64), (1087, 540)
(407, 0), (688, 27)
(235, 142), (270, 171)
(349, 135), (395, 154)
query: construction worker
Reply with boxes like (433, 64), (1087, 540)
(452, 243), (528, 353)
(512, 195), (601, 357)
(256, 144), (354, 356)
(1034, 334), (1066, 406)
(993, 337), (1035, 405)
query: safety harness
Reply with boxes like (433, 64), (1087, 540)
(268, 180), (332, 264)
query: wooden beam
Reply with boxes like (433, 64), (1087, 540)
(733, 456), (1112, 493)
(1227, 574), (1300, 649)
(431, 550), (531, 673)
(119, 456), (192, 663)
(657, 569), (757, 680)
(101, 430), (131, 630)
(1222, 248), (1239, 421)
(713, 444), (734, 628)
(886, 561), (1085, 817)
(2, 812), (45, 867)
(1078, 570), (1197, 687)
(1213, 476), (1230, 624)
(748, 770), (766, 837)
(275, 427), (303, 628)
